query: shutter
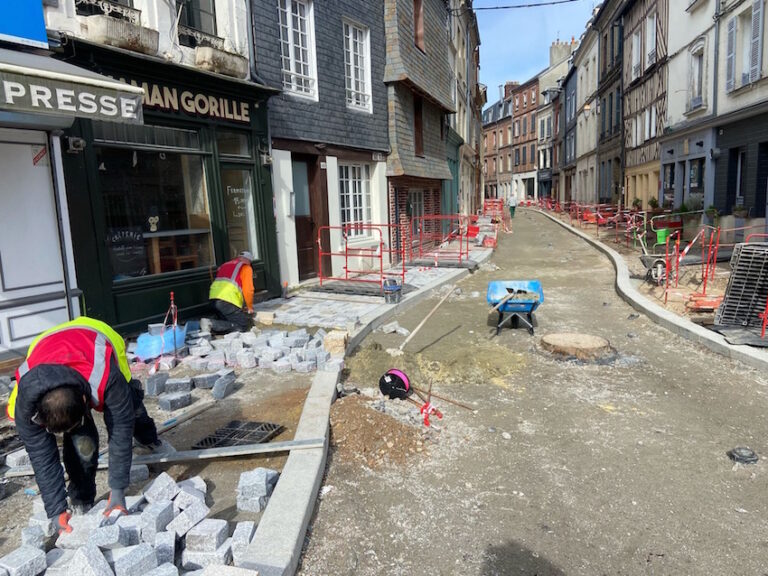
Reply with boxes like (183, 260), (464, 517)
(727, 18), (736, 91)
(750, 0), (764, 83)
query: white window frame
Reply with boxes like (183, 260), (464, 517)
(278, 0), (318, 100)
(632, 30), (642, 80)
(343, 19), (372, 112)
(338, 163), (372, 238)
(690, 43), (705, 109)
(740, 7), (752, 85)
(645, 12), (657, 69)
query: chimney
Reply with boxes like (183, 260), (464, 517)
(499, 84), (503, 100)
(549, 40), (571, 66)
(504, 81), (519, 99)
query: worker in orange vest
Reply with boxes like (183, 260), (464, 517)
(8, 317), (166, 534)
(203, 251), (255, 334)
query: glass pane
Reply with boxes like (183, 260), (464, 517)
(98, 147), (213, 280)
(217, 130), (251, 157)
(292, 161), (310, 217)
(221, 168), (260, 260)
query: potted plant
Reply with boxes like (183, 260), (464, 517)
(632, 197), (642, 210)
(648, 196), (659, 210)
(705, 205), (719, 226)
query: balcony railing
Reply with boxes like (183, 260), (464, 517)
(178, 25), (225, 50)
(75, 0), (140, 23)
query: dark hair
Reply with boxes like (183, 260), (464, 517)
(39, 386), (85, 433)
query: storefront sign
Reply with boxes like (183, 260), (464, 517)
(0, 1), (48, 49)
(118, 78), (250, 124)
(0, 72), (143, 124)
(107, 227), (147, 278)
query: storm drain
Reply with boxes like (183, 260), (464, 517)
(192, 420), (283, 450)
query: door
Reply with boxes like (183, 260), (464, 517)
(0, 131), (69, 353)
(292, 160), (315, 280)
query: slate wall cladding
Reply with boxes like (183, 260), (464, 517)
(383, 0), (454, 110)
(252, 0), (389, 152)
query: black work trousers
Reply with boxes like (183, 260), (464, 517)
(64, 380), (157, 506)
(209, 299), (251, 333)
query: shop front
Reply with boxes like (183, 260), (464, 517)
(59, 41), (280, 333)
(0, 45), (144, 358)
(660, 128), (715, 211)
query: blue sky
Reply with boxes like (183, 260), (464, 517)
(477, 0), (600, 107)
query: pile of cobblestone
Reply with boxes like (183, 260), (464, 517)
(1, 469), (278, 576)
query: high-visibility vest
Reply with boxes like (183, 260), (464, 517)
(7, 317), (131, 420)
(209, 257), (249, 308)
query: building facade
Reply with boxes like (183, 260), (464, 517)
(622, 0), (668, 209)
(562, 66), (578, 201)
(481, 86), (513, 200)
(575, 19), (600, 204)
(252, 0), (390, 287)
(595, 0), (626, 204)
(44, 0), (279, 333)
(384, 0), (455, 253)
(512, 77), (540, 200)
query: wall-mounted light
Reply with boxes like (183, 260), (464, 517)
(696, 140), (704, 147)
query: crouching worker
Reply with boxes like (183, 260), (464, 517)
(8, 317), (163, 534)
(204, 251), (255, 334)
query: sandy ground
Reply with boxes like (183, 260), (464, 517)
(299, 209), (768, 576)
(0, 366), (311, 555)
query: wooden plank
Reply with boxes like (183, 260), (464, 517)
(3, 437), (326, 478)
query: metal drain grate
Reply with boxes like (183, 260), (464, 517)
(192, 421), (284, 450)
(716, 243), (768, 328)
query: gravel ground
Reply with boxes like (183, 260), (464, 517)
(298, 208), (768, 576)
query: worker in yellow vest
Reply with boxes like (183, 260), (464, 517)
(204, 251), (255, 334)
(7, 317), (165, 533)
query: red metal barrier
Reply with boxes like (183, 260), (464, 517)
(317, 224), (406, 292)
(411, 214), (471, 265)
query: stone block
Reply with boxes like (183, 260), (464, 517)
(165, 500), (209, 538)
(0, 375), (12, 394)
(173, 485), (205, 511)
(56, 514), (104, 549)
(91, 524), (129, 549)
(230, 522), (255, 568)
(0, 546), (46, 576)
(284, 335), (309, 348)
(267, 336), (285, 348)
(68, 544), (112, 576)
(379, 321), (400, 334)
(113, 543), (157, 576)
(255, 311), (274, 325)
(191, 374), (218, 390)
(314, 328), (327, 340)
(86, 501), (107, 516)
(153, 532), (175, 566)
(146, 564), (178, 576)
(236, 494), (267, 513)
(157, 357), (178, 371)
(212, 370), (236, 400)
(305, 338), (323, 350)
(114, 515), (142, 546)
(210, 340), (232, 352)
(140, 501), (174, 543)
(323, 330), (348, 356)
(271, 358), (292, 374)
(45, 549), (74, 576)
(158, 391), (192, 412)
(322, 358), (345, 373)
(126, 495), (146, 513)
(130, 465), (150, 485)
(27, 513), (54, 538)
(164, 378), (193, 393)
(31, 498), (44, 515)
(20, 527), (45, 550)
(235, 350), (257, 369)
(6, 449), (30, 468)
(180, 539), (231, 570)
(236, 468), (278, 512)
(188, 358), (210, 372)
(259, 348), (282, 361)
(201, 567), (257, 576)
(144, 472), (180, 503)
(177, 476), (207, 494)
(188, 343), (212, 357)
(294, 360), (315, 373)
(185, 519), (227, 552)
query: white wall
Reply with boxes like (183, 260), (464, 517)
(44, 0), (250, 76)
(272, 149), (299, 288)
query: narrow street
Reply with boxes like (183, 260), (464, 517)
(299, 209), (768, 576)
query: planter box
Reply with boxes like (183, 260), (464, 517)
(85, 15), (159, 56)
(195, 46), (248, 79)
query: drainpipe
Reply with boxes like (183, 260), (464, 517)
(49, 132), (75, 321)
(713, 0), (721, 117)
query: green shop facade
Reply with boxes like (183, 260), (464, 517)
(59, 41), (281, 332)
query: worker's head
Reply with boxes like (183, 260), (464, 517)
(239, 251), (254, 262)
(38, 385), (87, 434)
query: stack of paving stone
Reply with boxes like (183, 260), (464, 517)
(2, 468), (278, 576)
(145, 369), (238, 412)
(180, 328), (343, 377)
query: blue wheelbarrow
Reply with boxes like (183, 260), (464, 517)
(487, 280), (544, 336)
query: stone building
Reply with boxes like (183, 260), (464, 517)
(561, 65), (578, 201)
(252, 0), (390, 287)
(575, 15), (601, 204)
(384, 0), (456, 251)
(622, 0), (668, 209)
(512, 77), (540, 200)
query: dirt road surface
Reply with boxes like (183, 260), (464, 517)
(299, 209), (768, 576)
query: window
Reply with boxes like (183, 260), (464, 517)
(177, 0), (217, 47)
(601, 98), (606, 135)
(547, 117), (552, 138)
(522, 117), (527, 135)
(413, 0), (425, 51)
(279, 0), (317, 98)
(691, 48), (704, 109)
(530, 144), (535, 164)
(515, 95), (519, 110)
(94, 124), (214, 280)
(741, 8), (752, 85)
(522, 146), (527, 165)
(343, 20), (372, 112)
(508, 154), (512, 171)
(540, 118), (545, 141)
(523, 93), (527, 108)
(514, 120), (520, 137)
(608, 93), (613, 134)
(650, 104), (657, 138)
(646, 13), (657, 69)
(644, 108), (651, 142)
(515, 148), (520, 166)
(632, 30), (642, 80)
(531, 112), (536, 134)
(491, 130), (496, 148)
(615, 89), (621, 128)
(414, 95), (424, 156)
(531, 89), (536, 104)
(408, 189), (424, 236)
(507, 126), (512, 144)
(339, 163), (372, 237)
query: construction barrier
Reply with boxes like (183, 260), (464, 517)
(410, 214), (472, 265)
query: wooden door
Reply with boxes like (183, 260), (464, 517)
(292, 160), (315, 280)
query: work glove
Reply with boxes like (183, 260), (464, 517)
(103, 488), (127, 517)
(54, 511), (73, 534)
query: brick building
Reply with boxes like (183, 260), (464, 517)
(482, 82), (516, 201)
(385, 0), (456, 251)
(512, 77), (540, 200)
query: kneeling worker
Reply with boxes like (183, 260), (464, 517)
(8, 317), (163, 533)
(205, 251), (255, 334)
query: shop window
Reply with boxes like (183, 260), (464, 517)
(279, 0), (318, 98)
(339, 163), (372, 238)
(75, 0), (139, 23)
(221, 167), (260, 260)
(408, 189), (424, 236)
(688, 158), (705, 210)
(177, 0), (220, 48)
(343, 20), (372, 112)
(97, 147), (213, 280)
(217, 130), (251, 158)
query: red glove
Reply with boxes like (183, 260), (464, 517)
(55, 511), (73, 534)
(103, 490), (127, 517)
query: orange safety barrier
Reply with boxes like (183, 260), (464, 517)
(411, 214), (472, 265)
(317, 224), (407, 292)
